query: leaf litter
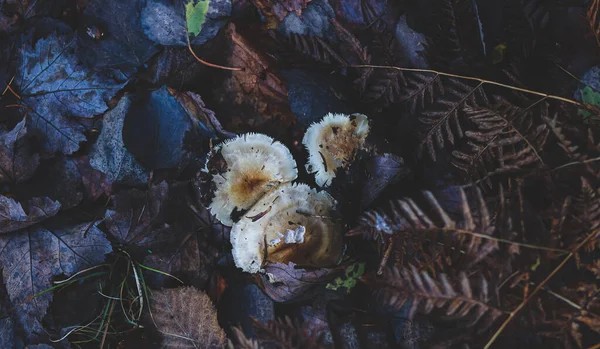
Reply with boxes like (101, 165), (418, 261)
(0, 0), (599, 348)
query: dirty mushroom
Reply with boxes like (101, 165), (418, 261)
(230, 183), (344, 274)
(303, 113), (370, 187)
(204, 133), (298, 226)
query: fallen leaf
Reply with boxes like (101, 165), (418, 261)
(104, 181), (173, 250)
(0, 284), (15, 349)
(578, 86), (600, 121)
(122, 86), (196, 170)
(258, 262), (338, 302)
(0, 220), (112, 341)
(0, 196), (60, 234)
(143, 231), (217, 287)
(17, 31), (127, 155)
(251, 0), (310, 29)
(215, 23), (295, 136)
(78, 0), (160, 68)
(360, 153), (410, 208)
(73, 156), (112, 201)
(142, 0), (231, 46)
(88, 96), (149, 186)
(170, 89), (234, 139)
(0, 119), (39, 183)
(13, 156), (84, 209)
(149, 286), (226, 349)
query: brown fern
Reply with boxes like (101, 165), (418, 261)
(348, 187), (499, 273)
(373, 266), (504, 332)
(230, 317), (331, 349)
(452, 100), (549, 186)
(417, 78), (488, 161)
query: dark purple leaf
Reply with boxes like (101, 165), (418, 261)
(122, 86), (195, 170)
(78, 0), (160, 69)
(104, 181), (173, 249)
(259, 262), (338, 302)
(16, 31), (127, 155)
(73, 156), (112, 201)
(361, 153), (410, 208)
(143, 231), (217, 287)
(0, 119), (39, 183)
(0, 196), (60, 234)
(0, 221), (112, 342)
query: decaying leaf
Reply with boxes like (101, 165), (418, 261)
(215, 23), (295, 136)
(0, 119), (39, 183)
(251, 0), (311, 29)
(0, 220), (112, 341)
(258, 262), (338, 302)
(0, 196), (60, 234)
(150, 286), (226, 349)
(104, 181), (173, 250)
(88, 96), (149, 187)
(79, 0), (160, 68)
(17, 31), (127, 155)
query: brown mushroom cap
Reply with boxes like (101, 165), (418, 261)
(303, 113), (370, 187)
(230, 183), (344, 273)
(205, 133), (298, 226)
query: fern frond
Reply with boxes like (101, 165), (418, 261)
(374, 267), (505, 332)
(281, 33), (347, 66)
(349, 187), (499, 272)
(452, 100), (549, 185)
(247, 317), (331, 349)
(417, 78), (488, 161)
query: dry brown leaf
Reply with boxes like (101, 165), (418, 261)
(150, 286), (226, 349)
(216, 23), (295, 137)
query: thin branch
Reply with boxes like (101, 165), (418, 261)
(438, 228), (569, 253)
(350, 64), (585, 107)
(484, 228), (599, 349)
(186, 30), (243, 71)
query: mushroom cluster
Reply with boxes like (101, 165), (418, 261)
(202, 113), (370, 273)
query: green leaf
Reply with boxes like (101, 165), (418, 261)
(326, 263), (365, 293)
(578, 86), (600, 121)
(186, 0), (210, 38)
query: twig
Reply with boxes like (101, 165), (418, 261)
(349, 64), (585, 107)
(186, 30), (243, 71)
(484, 228), (599, 349)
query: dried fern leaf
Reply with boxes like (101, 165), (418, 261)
(247, 317), (331, 349)
(150, 286), (226, 349)
(375, 266), (504, 332)
(417, 78), (488, 161)
(349, 187), (499, 271)
(451, 100), (549, 185)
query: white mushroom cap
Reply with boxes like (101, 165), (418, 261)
(303, 113), (370, 187)
(206, 133), (298, 226)
(230, 183), (344, 273)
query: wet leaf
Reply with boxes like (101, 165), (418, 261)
(79, 0), (160, 68)
(0, 220), (112, 341)
(103, 181), (173, 250)
(186, 0), (210, 37)
(0, 119), (39, 183)
(215, 23), (295, 136)
(122, 86), (195, 170)
(0, 196), (60, 234)
(150, 286), (226, 349)
(259, 262), (338, 302)
(578, 86), (600, 121)
(73, 156), (112, 201)
(16, 31), (127, 155)
(88, 96), (149, 186)
(361, 153), (410, 208)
